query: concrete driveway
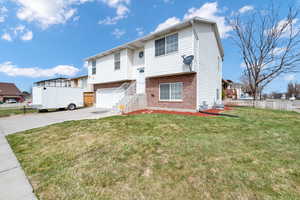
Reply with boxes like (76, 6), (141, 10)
(0, 107), (116, 135)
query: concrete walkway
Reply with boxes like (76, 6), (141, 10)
(0, 107), (116, 200)
(0, 131), (37, 200)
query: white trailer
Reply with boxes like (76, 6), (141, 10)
(32, 86), (84, 110)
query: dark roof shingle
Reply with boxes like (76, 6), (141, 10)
(0, 82), (22, 96)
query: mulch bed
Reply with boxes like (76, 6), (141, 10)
(125, 107), (232, 117)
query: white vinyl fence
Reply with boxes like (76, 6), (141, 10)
(224, 99), (300, 112)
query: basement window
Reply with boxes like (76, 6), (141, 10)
(159, 82), (183, 101)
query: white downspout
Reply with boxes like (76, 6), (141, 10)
(191, 20), (200, 111)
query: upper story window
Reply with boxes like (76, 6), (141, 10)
(114, 52), (121, 70)
(155, 33), (178, 56)
(166, 34), (178, 53)
(155, 38), (165, 56)
(92, 60), (96, 75)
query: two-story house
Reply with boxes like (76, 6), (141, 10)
(86, 17), (224, 111)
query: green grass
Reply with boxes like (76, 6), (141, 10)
(0, 107), (37, 117)
(7, 107), (300, 200)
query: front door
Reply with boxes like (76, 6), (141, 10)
(136, 68), (145, 94)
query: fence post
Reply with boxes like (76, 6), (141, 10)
(23, 105), (26, 114)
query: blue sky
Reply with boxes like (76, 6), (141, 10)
(0, 0), (299, 92)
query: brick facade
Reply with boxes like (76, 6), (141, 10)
(146, 73), (197, 110)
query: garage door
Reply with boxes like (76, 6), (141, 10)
(96, 88), (125, 109)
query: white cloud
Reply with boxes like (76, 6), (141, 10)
(183, 2), (232, 38)
(284, 74), (296, 81)
(13, 0), (91, 29)
(238, 5), (254, 14)
(277, 18), (299, 38)
(0, 6), (8, 23)
(1, 33), (12, 41)
(154, 17), (180, 32)
(21, 30), (33, 41)
(13, 25), (25, 35)
(136, 27), (144, 36)
(73, 15), (80, 22)
(1, 25), (34, 41)
(112, 28), (125, 38)
(99, 0), (130, 25)
(0, 61), (80, 78)
(153, 2), (232, 38)
(240, 62), (246, 68)
(273, 47), (287, 55)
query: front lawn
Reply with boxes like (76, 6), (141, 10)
(7, 107), (300, 200)
(0, 107), (37, 117)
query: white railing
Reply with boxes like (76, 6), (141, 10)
(112, 82), (147, 113)
(122, 94), (147, 113)
(224, 99), (300, 112)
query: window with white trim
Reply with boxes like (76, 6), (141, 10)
(166, 33), (178, 53)
(92, 60), (96, 75)
(160, 82), (183, 101)
(155, 33), (178, 56)
(114, 52), (121, 70)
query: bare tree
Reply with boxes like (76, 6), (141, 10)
(287, 82), (300, 98)
(228, 4), (300, 101)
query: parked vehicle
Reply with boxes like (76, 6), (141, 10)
(6, 99), (17, 103)
(32, 86), (84, 111)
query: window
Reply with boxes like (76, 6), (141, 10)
(155, 33), (178, 56)
(160, 82), (183, 101)
(92, 60), (96, 75)
(166, 34), (178, 53)
(216, 89), (220, 100)
(155, 38), (165, 56)
(114, 52), (121, 70)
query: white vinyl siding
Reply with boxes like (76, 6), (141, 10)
(194, 23), (223, 107)
(88, 49), (130, 84)
(159, 82), (183, 101)
(145, 28), (193, 77)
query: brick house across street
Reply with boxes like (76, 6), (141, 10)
(0, 82), (23, 103)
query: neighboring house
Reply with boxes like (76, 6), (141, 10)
(222, 79), (251, 100)
(34, 78), (71, 87)
(86, 17), (224, 111)
(34, 76), (92, 92)
(70, 75), (93, 92)
(21, 91), (31, 101)
(0, 82), (23, 103)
